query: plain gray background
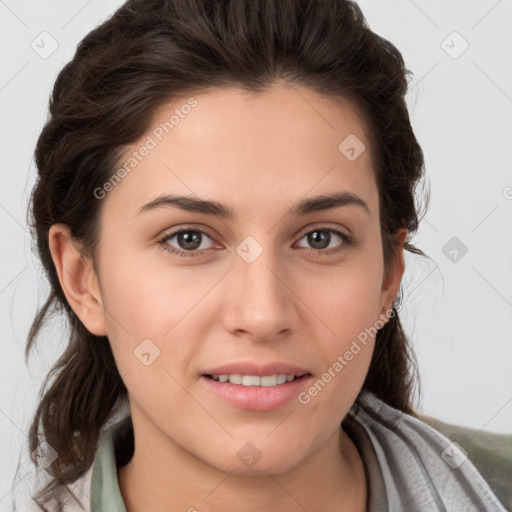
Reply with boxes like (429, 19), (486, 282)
(1, 0), (511, 507)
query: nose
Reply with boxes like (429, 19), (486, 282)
(222, 241), (298, 343)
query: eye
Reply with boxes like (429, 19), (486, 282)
(157, 228), (219, 258)
(295, 227), (352, 255)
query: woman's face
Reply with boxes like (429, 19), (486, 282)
(84, 83), (402, 474)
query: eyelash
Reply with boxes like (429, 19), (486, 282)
(157, 226), (353, 259)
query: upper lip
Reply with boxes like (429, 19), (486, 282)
(202, 361), (311, 377)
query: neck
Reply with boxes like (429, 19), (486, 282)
(118, 409), (367, 512)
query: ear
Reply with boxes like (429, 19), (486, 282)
(48, 223), (108, 336)
(378, 227), (408, 322)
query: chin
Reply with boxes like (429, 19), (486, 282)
(202, 445), (307, 477)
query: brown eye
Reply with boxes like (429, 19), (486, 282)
(295, 227), (352, 254)
(158, 229), (217, 257)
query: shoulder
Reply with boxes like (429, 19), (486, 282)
(420, 413), (512, 510)
(344, 392), (508, 511)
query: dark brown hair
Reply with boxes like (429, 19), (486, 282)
(26, 0), (429, 508)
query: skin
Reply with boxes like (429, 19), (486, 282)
(49, 82), (406, 512)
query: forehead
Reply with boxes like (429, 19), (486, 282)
(104, 83), (378, 218)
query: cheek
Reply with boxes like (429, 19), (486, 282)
(292, 251), (384, 398)
(100, 249), (213, 337)
(97, 254), (221, 384)
(297, 253), (384, 344)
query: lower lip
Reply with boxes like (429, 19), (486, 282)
(200, 375), (312, 410)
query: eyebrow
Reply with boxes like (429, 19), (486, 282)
(136, 191), (370, 219)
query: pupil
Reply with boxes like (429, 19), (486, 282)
(309, 230), (329, 249)
(179, 231), (201, 250)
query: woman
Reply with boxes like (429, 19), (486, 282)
(24, 0), (506, 510)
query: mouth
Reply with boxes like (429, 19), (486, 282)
(200, 364), (313, 410)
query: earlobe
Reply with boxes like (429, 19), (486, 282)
(48, 224), (108, 336)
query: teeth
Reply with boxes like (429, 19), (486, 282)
(242, 375), (260, 386)
(229, 374), (243, 385)
(210, 373), (299, 386)
(261, 375), (277, 386)
(276, 374), (287, 385)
